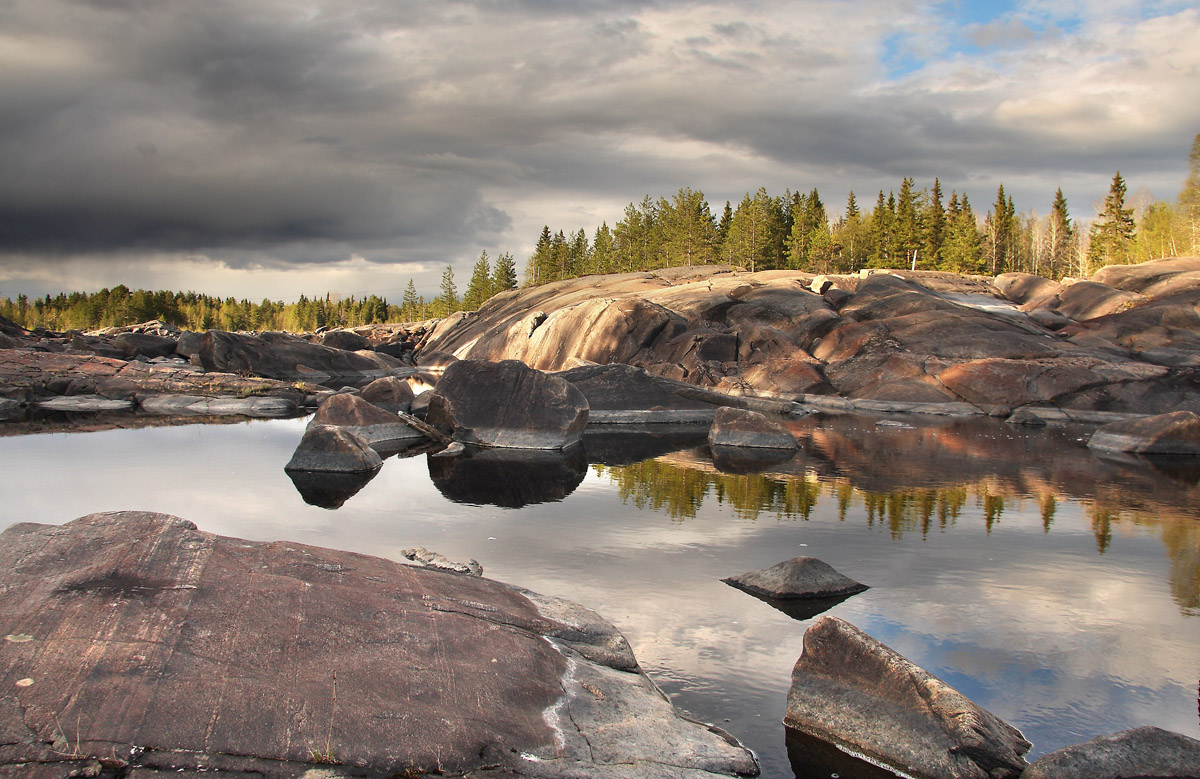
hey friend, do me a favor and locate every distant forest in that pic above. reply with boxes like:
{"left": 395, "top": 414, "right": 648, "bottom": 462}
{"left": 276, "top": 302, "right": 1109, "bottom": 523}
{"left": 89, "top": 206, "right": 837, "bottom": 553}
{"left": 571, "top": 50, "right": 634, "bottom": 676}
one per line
{"left": 4, "top": 134, "right": 1197, "bottom": 334}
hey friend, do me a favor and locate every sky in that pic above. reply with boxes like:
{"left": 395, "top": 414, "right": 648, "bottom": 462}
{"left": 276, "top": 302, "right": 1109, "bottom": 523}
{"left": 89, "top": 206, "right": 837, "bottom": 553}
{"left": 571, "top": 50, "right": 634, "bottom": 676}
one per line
{"left": 1, "top": 0, "right": 1198, "bottom": 304}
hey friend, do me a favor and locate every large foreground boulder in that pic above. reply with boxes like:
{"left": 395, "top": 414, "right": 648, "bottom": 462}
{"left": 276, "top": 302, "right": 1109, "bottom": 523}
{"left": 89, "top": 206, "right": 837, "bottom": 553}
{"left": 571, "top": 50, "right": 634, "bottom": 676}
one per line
{"left": 1087, "top": 410, "right": 1200, "bottom": 455}
{"left": 0, "top": 512, "right": 758, "bottom": 778}
{"left": 427, "top": 359, "right": 589, "bottom": 449}
{"left": 1021, "top": 726, "right": 1200, "bottom": 779}
{"left": 785, "top": 616, "right": 1030, "bottom": 779}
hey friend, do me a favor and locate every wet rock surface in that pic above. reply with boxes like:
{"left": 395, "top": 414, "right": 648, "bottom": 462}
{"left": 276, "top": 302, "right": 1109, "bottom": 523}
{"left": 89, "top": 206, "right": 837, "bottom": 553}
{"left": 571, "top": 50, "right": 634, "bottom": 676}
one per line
{"left": 0, "top": 512, "right": 759, "bottom": 778}
{"left": 784, "top": 616, "right": 1031, "bottom": 779}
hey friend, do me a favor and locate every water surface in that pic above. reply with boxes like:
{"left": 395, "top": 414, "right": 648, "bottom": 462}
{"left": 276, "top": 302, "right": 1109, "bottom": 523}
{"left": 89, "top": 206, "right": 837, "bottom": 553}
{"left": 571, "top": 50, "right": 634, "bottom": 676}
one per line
{"left": 2, "top": 414, "right": 1197, "bottom": 777}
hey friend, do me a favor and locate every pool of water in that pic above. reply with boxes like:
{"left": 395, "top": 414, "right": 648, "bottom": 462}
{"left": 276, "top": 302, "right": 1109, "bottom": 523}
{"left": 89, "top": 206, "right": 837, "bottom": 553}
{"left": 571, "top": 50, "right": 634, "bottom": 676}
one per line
{"left": 2, "top": 413, "right": 1198, "bottom": 777}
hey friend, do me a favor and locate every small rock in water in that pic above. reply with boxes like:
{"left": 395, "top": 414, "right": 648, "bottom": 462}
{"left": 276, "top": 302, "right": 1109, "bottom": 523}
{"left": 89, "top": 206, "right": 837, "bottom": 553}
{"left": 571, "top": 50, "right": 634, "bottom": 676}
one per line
{"left": 401, "top": 547, "right": 483, "bottom": 576}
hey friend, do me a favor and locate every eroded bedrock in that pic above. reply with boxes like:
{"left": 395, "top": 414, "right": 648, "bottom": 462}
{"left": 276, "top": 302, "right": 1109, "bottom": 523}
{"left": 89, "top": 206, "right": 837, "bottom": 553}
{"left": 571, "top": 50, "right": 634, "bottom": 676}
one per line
{"left": 0, "top": 512, "right": 758, "bottom": 778}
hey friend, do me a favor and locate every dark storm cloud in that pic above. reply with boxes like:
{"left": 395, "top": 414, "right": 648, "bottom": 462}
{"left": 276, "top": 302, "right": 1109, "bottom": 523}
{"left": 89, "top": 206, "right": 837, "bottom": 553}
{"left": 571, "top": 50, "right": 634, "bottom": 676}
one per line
{"left": 0, "top": 0, "right": 1196, "bottom": 292}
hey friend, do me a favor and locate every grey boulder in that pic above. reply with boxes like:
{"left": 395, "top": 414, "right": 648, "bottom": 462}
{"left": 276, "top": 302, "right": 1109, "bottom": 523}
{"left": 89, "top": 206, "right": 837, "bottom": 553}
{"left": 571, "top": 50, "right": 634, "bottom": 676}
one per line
{"left": 1088, "top": 410, "right": 1200, "bottom": 455}
{"left": 1022, "top": 726, "right": 1200, "bottom": 779}
{"left": 358, "top": 375, "right": 415, "bottom": 413}
{"left": 723, "top": 557, "right": 867, "bottom": 600}
{"left": 427, "top": 359, "right": 589, "bottom": 449}
{"left": 285, "top": 424, "right": 383, "bottom": 473}
{"left": 784, "top": 616, "right": 1030, "bottom": 779}
{"left": 307, "top": 393, "right": 424, "bottom": 449}
{"left": 708, "top": 406, "right": 797, "bottom": 449}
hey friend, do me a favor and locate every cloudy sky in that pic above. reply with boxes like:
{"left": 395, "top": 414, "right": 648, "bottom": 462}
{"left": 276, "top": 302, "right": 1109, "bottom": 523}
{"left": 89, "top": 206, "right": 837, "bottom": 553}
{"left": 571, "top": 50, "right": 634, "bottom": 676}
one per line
{"left": 1, "top": 0, "right": 1198, "bottom": 303}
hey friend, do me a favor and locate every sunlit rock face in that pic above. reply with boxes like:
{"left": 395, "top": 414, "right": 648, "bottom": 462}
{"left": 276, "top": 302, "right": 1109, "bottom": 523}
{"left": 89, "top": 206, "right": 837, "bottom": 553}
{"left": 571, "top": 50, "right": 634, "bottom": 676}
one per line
{"left": 1088, "top": 410, "right": 1200, "bottom": 454}
{"left": 417, "top": 259, "right": 1200, "bottom": 415}
{"left": 426, "top": 359, "right": 589, "bottom": 450}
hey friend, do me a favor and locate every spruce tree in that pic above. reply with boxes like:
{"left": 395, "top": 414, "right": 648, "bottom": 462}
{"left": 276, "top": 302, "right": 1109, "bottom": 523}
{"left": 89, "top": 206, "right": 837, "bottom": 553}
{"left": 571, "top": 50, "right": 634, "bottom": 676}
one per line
{"left": 437, "top": 265, "right": 459, "bottom": 317}
{"left": 463, "top": 251, "right": 493, "bottom": 311}
{"left": 1179, "top": 132, "right": 1200, "bottom": 254}
{"left": 921, "top": 179, "right": 946, "bottom": 268}
{"left": 526, "top": 226, "right": 553, "bottom": 286}
{"left": 1048, "top": 188, "right": 1074, "bottom": 278}
{"left": 1088, "top": 171, "right": 1135, "bottom": 268}
{"left": 492, "top": 252, "right": 518, "bottom": 293}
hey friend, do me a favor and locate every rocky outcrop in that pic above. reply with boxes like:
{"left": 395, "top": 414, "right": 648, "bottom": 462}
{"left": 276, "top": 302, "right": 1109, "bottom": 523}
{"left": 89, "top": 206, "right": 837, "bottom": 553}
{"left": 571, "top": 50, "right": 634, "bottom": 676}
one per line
{"left": 284, "top": 425, "right": 384, "bottom": 473}
{"left": 0, "top": 512, "right": 758, "bottom": 778}
{"left": 417, "top": 259, "right": 1200, "bottom": 416}
{"left": 427, "top": 359, "right": 589, "bottom": 449}
{"left": 708, "top": 407, "right": 797, "bottom": 449}
{"left": 1088, "top": 410, "right": 1200, "bottom": 454}
{"left": 358, "top": 375, "right": 415, "bottom": 413}
{"left": 722, "top": 557, "right": 867, "bottom": 599}
{"left": 785, "top": 616, "right": 1030, "bottom": 779}
{"left": 1021, "top": 726, "right": 1200, "bottom": 779}
{"left": 197, "top": 330, "right": 398, "bottom": 380}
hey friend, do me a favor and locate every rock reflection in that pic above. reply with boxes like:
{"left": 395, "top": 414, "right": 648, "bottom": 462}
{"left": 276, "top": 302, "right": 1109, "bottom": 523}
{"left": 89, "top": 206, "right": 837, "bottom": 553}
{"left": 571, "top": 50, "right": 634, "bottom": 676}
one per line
{"left": 597, "top": 415, "right": 1200, "bottom": 615}
{"left": 428, "top": 445, "right": 587, "bottom": 508}
{"left": 286, "top": 468, "right": 378, "bottom": 509}
{"left": 786, "top": 728, "right": 898, "bottom": 779}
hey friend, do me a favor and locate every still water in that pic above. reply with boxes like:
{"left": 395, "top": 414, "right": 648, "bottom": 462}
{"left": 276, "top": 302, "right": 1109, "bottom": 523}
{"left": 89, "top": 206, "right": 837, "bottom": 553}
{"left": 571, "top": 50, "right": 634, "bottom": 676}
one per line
{"left": 1, "top": 413, "right": 1198, "bottom": 777}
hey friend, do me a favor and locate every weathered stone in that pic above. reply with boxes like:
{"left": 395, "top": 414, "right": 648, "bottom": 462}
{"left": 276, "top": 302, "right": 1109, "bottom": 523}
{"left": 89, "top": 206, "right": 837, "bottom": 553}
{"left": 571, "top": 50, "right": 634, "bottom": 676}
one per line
{"left": 0, "top": 512, "right": 757, "bottom": 778}
{"left": 557, "top": 363, "right": 725, "bottom": 411}
{"left": 994, "top": 272, "right": 1062, "bottom": 305}
{"left": 319, "top": 330, "right": 370, "bottom": 352}
{"left": 114, "top": 332, "right": 179, "bottom": 360}
{"left": 1088, "top": 410, "right": 1200, "bottom": 455}
{"left": 708, "top": 406, "right": 796, "bottom": 449}
{"left": 1005, "top": 407, "right": 1049, "bottom": 426}
{"left": 140, "top": 394, "right": 297, "bottom": 418}
{"left": 36, "top": 394, "right": 135, "bottom": 412}
{"left": 307, "top": 393, "right": 423, "bottom": 448}
{"left": 358, "top": 375, "right": 415, "bottom": 413}
{"left": 1021, "top": 726, "right": 1200, "bottom": 779}
{"left": 427, "top": 359, "right": 589, "bottom": 449}
{"left": 722, "top": 557, "right": 868, "bottom": 600}
{"left": 785, "top": 616, "right": 1030, "bottom": 779}
{"left": 284, "top": 425, "right": 383, "bottom": 473}
{"left": 198, "top": 330, "right": 394, "bottom": 380}
{"left": 401, "top": 546, "right": 483, "bottom": 576}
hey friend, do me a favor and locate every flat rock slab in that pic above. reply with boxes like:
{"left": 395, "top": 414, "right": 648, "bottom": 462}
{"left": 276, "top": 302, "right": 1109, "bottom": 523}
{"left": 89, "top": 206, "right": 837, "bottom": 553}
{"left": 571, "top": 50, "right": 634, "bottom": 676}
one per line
{"left": 1088, "top": 410, "right": 1200, "bottom": 455}
{"left": 140, "top": 394, "right": 297, "bottom": 417}
{"left": 708, "top": 407, "right": 797, "bottom": 450}
{"left": 722, "top": 556, "right": 867, "bottom": 600}
{"left": 0, "top": 512, "right": 757, "bottom": 778}
{"left": 1021, "top": 726, "right": 1200, "bottom": 779}
{"left": 785, "top": 616, "right": 1030, "bottom": 779}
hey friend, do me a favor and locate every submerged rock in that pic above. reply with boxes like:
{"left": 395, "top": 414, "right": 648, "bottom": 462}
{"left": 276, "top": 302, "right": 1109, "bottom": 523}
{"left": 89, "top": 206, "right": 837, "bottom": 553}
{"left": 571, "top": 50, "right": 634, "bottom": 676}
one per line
{"left": 0, "top": 512, "right": 758, "bottom": 778}
{"left": 708, "top": 406, "right": 797, "bottom": 450}
{"left": 427, "top": 359, "right": 589, "bottom": 449}
{"left": 1021, "top": 726, "right": 1200, "bottom": 779}
{"left": 1088, "top": 410, "right": 1200, "bottom": 455}
{"left": 284, "top": 424, "right": 383, "bottom": 473}
{"left": 784, "top": 616, "right": 1030, "bottom": 779}
{"left": 723, "top": 557, "right": 867, "bottom": 600}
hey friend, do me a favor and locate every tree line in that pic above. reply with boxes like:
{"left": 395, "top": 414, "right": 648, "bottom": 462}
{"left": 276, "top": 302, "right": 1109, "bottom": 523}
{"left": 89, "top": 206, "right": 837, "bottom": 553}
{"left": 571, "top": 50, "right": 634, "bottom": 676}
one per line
{"left": 525, "top": 133, "right": 1200, "bottom": 285}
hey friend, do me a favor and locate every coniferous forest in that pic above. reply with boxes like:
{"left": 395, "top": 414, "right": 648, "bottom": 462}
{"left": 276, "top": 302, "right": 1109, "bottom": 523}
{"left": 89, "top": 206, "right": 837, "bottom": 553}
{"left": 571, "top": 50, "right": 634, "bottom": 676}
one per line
{"left": 4, "top": 134, "right": 1198, "bottom": 334}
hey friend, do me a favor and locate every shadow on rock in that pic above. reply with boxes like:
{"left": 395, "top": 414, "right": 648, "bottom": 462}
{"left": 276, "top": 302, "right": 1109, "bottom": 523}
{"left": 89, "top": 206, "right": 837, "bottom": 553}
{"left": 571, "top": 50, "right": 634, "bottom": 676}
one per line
{"left": 710, "top": 443, "right": 799, "bottom": 474}
{"left": 286, "top": 468, "right": 379, "bottom": 509}
{"left": 786, "top": 728, "right": 899, "bottom": 779}
{"left": 428, "top": 445, "right": 587, "bottom": 508}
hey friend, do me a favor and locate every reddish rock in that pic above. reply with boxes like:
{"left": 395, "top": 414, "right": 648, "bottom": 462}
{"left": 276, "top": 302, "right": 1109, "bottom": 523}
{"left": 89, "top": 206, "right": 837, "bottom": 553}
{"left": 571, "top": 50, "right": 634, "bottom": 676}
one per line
{"left": 0, "top": 512, "right": 757, "bottom": 778}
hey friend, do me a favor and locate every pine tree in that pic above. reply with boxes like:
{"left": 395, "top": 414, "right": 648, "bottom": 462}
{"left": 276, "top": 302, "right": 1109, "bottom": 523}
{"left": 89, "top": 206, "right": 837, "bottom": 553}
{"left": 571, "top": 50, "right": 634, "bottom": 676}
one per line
{"left": 526, "top": 226, "right": 553, "bottom": 286}
{"left": 591, "top": 223, "right": 616, "bottom": 274}
{"left": 463, "top": 251, "right": 493, "bottom": 311}
{"left": 1088, "top": 171, "right": 1135, "bottom": 268}
{"left": 986, "top": 184, "right": 1015, "bottom": 274}
{"left": 437, "top": 265, "right": 459, "bottom": 317}
{"left": 401, "top": 279, "right": 420, "bottom": 320}
{"left": 894, "top": 177, "right": 922, "bottom": 269}
{"left": 492, "top": 251, "right": 518, "bottom": 293}
{"left": 921, "top": 178, "right": 946, "bottom": 269}
{"left": 1047, "top": 188, "right": 1074, "bottom": 278}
